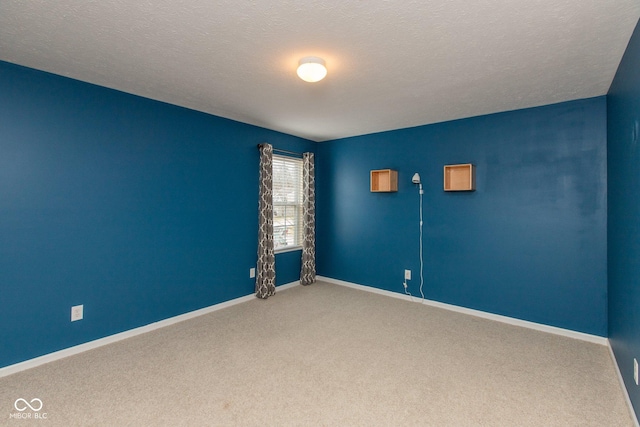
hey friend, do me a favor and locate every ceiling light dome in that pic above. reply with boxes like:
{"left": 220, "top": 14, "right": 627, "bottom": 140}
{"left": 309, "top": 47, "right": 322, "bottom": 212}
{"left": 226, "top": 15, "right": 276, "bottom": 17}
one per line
{"left": 297, "top": 57, "right": 327, "bottom": 83}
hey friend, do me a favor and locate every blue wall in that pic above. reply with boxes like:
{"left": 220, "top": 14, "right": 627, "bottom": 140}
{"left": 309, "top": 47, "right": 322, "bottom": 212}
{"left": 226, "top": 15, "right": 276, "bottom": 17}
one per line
{"left": 0, "top": 61, "right": 314, "bottom": 368}
{"left": 608, "top": 18, "right": 640, "bottom": 420}
{"left": 316, "top": 97, "right": 608, "bottom": 336}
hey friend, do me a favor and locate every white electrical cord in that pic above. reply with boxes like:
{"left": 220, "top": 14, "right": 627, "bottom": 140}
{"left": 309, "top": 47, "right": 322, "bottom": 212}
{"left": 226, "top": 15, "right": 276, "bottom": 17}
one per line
{"left": 403, "top": 280, "right": 412, "bottom": 296}
{"left": 403, "top": 176, "right": 425, "bottom": 303}
{"left": 403, "top": 278, "right": 420, "bottom": 303}
{"left": 418, "top": 183, "right": 425, "bottom": 301}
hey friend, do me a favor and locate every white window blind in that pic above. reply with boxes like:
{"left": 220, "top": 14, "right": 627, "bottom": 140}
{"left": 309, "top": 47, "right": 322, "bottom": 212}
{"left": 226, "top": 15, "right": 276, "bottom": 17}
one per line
{"left": 272, "top": 154, "right": 303, "bottom": 251}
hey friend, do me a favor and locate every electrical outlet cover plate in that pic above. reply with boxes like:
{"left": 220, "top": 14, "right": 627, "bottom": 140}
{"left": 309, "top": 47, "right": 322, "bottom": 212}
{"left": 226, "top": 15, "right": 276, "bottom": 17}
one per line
{"left": 404, "top": 270, "right": 411, "bottom": 280}
{"left": 71, "top": 305, "right": 83, "bottom": 322}
{"left": 634, "top": 358, "right": 638, "bottom": 385}
{"left": 250, "top": 268, "right": 256, "bottom": 278}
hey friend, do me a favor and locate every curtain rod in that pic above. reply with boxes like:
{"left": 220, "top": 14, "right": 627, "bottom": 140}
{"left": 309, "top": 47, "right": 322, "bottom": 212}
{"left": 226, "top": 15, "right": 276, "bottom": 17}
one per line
{"left": 256, "top": 144, "right": 303, "bottom": 157}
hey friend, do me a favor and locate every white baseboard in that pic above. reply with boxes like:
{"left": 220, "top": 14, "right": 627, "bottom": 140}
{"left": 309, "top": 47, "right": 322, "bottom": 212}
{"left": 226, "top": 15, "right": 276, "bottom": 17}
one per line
{"left": 316, "top": 276, "right": 608, "bottom": 346}
{"left": 274, "top": 280, "right": 300, "bottom": 292}
{"left": 0, "top": 280, "right": 300, "bottom": 378}
{"left": 608, "top": 342, "right": 640, "bottom": 427}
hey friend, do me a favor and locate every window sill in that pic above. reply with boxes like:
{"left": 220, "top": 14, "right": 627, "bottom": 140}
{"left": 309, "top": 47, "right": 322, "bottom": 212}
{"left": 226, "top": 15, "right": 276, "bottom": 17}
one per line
{"left": 275, "top": 246, "right": 302, "bottom": 254}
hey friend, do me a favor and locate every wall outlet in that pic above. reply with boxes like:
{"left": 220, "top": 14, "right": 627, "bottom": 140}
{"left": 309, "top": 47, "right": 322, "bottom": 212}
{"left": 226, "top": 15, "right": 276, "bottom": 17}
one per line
{"left": 404, "top": 269, "right": 411, "bottom": 280}
{"left": 634, "top": 358, "right": 638, "bottom": 385}
{"left": 71, "top": 305, "right": 83, "bottom": 322}
{"left": 250, "top": 268, "right": 256, "bottom": 278}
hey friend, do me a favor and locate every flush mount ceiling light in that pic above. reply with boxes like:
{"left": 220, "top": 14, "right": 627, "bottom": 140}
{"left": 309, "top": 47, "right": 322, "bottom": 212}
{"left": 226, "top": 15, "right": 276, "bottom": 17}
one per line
{"left": 296, "top": 56, "right": 327, "bottom": 83}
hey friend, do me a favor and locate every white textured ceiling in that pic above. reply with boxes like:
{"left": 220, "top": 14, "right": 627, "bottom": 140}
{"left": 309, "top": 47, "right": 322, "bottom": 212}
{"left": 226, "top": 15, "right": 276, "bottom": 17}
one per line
{"left": 1, "top": 1, "right": 639, "bottom": 142}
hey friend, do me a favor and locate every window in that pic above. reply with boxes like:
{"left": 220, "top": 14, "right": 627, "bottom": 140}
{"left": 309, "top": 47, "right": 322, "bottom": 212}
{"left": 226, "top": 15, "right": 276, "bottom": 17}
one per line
{"left": 272, "top": 154, "right": 303, "bottom": 252}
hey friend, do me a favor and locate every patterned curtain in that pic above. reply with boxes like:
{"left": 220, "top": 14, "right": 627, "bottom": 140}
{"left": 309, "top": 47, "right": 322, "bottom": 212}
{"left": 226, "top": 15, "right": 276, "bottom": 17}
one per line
{"left": 300, "top": 152, "right": 316, "bottom": 286}
{"left": 256, "top": 144, "right": 276, "bottom": 299}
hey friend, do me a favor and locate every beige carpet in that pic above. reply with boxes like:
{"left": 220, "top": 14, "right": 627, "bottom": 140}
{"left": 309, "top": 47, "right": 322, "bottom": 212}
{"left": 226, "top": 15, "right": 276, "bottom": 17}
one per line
{"left": 0, "top": 282, "right": 634, "bottom": 426}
